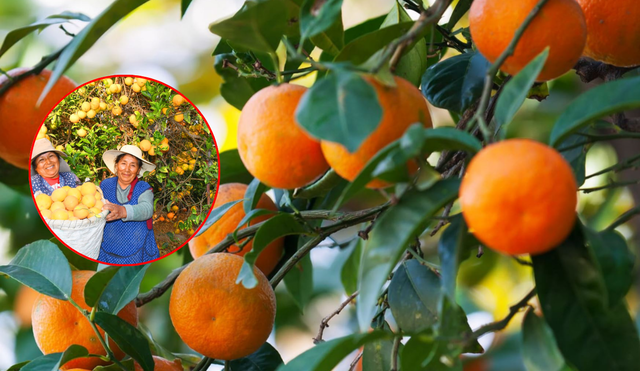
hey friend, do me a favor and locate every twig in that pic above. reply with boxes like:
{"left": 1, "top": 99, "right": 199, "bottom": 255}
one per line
{"left": 585, "top": 152, "right": 640, "bottom": 180}
{"left": 467, "top": 288, "right": 536, "bottom": 344}
{"left": 0, "top": 46, "right": 66, "bottom": 97}
{"left": 573, "top": 57, "right": 633, "bottom": 83}
{"left": 349, "top": 351, "right": 363, "bottom": 371}
{"left": 579, "top": 180, "right": 639, "bottom": 194}
{"left": 430, "top": 202, "right": 454, "bottom": 236}
{"left": 471, "top": 0, "right": 550, "bottom": 142}
{"left": 372, "top": 0, "right": 451, "bottom": 73}
{"left": 513, "top": 256, "right": 533, "bottom": 266}
{"left": 313, "top": 291, "right": 359, "bottom": 344}
{"left": 390, "top": 336, "right": 402, "bottom": 371}
{"left": 605, "top": 205, "right": 640, "bottom": 232}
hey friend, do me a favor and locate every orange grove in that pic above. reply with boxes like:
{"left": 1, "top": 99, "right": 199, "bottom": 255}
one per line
{"left": 320, "top": 75, "right": 432, "bottom": 189}
{"left": 32, "top": 270, "right": 138, "bottom": 370}
{"left": 134, "top": 356, "right": 183, "bottom": 371}
{"left": 189, "top": 182, "right": 284, "bottom": 276}
{"left": 169, "top": 253, "right": 277, "bottom": 361}
{"left": 0, "top": 68, "right": 77, "bottom": 169}
{"left": 237, "top": 83, "right": 329, "bottom": 189}
{"left": 576, "top": 0, "right": 640, "bottom": 67}
{"left": 469, "top": 0, "right": 587, "bottom": 81}
{"left": 459, "top": 139, "right": 577, "bottom": 256}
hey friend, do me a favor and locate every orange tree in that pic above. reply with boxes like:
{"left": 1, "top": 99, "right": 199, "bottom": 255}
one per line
{"left": 1, "top": 0, "right": 640, "bottom": 370}
{"left": 44, "top": 76, "right": 218, "bottom": 247}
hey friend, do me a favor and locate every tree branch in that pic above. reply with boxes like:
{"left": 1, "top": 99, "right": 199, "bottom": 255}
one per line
{"left": 313, "top": 291, "right": 359, "bottom": 344}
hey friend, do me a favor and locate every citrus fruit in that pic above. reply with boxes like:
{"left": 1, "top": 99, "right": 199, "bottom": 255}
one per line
{"left": 0, "top": 68, "right": 76, "bottom": 169}
{"left": 132, "top": 84, "right": 141, "bottom": 93}
{"left": 459, "top": 139, "right": 577, "bottom": 255}
{"left": 63, "top": 195, "right": 79, "bottom": 211}
{"left": 188, "top": 183, "right": 284, "bottom": 275}
{"left": 174, "top": 113, "right": 183, "bottom": 122}
{"left": 134, "top": 356, "right": 183, "bottom": 371}
{"left": 320, "top": 75, "right": 431, "bottom": 189}
{"left": 87, "top": 110, "right": 96, "bottom": 119}
{"left": 81, "top": 102, "right": 91, "bottom": 112}
{"left": 81, "top": 194, "right": 96, "bottom": 208}
{"left": 41, "top": 209, "right": 52, "bottom": 219}
{"left": 172, "top": 94, "right": 185, "bottom": 106}
{"left": 576, "top": 0, "right": 640, "bottom": 67}
{"left": 77, "top": 110, "right": 87, "bottom": 119}
{"left": 14, "top": 286, "right": 40, "bottom": 328}
{"left": 169, "top": 254, "right": 276, "bottom": 361}
{"left": 50, "top": 201, "right": 66, "bottom": 212}
{"left": 119, "top": 95, "right": 129, "bottom": 105}
{"left": 238, "top": 84, "right": 329, "bottom": 189}
{"left": 32, "top": 270, "right": 138, "bottom": 370}
{"left": 81, "top": 182, "right": 97, "bottom": 196}
{"left": 125, "top": 77, "right": 133, "bottom": 86}
{"left": 35, "top": 193, "right": 52, "bottom": 210}
{"left": 140, "top": 140, "right": 152, "bottom": 152}
{"left": 69, "top": 114, "right": 80, "bottom": 123}
{"left": 469, "top": 0, "right": 587, "bottom": 81}
{"left": 51, "top": 188, "right": 68, "bottom": 202}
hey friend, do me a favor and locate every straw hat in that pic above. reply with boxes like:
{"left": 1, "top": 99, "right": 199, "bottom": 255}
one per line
{"left": 102, "top": 144, "right": 156, "bottom": 177}
{"left": 30, "top": 138, "right": 72, "bottom": 174}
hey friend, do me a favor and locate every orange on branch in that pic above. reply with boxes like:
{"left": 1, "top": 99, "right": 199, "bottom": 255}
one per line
{"left": 469, "top": 0, "right": 587, "bottom": 81}
{"left": 32, "top": 270, "right": 138, "bottom": 370}
{"left": 459, "top": 139, "right": 577, "bottom": 255}
{"left": 188, "top": 182, "right": 284, "bottom": 275}
{"left": 0, "top": 68, "right": 76, "bottom": 168}
{"left": 238, "top": 84, "right": 329, "bottom": 189}
{"left": 320, "top": 76, "right": 432, "bottom": 189}
{"left": 169, "top": 254, "right": 276, "bottom": 361}
{"left": 134, "top": 356, "right": 183, "bottom": 371}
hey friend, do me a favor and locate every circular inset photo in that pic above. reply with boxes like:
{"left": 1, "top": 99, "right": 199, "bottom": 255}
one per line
{"left": 29, "top": 75, "right": 220, "bottom": 265}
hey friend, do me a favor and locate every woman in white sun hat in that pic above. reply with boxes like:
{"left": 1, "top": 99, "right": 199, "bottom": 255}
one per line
{"left": 30, "top": 138, "right": 80, "bottom": 195}
{"left": 99, "top": 144, "right": 159, "bottom": 265}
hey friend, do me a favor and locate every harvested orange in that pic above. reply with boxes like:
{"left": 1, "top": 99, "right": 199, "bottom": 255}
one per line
{"left": 469, "top": 0, "right": 587, "bottom": 81}
{"left": 32, "top": 270, "right": 138, "bottom": 370}
{"left": 238, "top": 84, "right": 329, "bottom": 189}
{"left": 321, "top": 76, "right": 431, "bottom": 189}
{"left": 134, "top": 356, "right": 182, "bottom": 371}
{"left": 188, "top": 183, "right": 284, "bottom": 275}
{"left": 169, "top": 254, "right": 276, "bottom": 361}
{"left": 459, "top": 139, "right": 577, "bottom": 255}
{"left": 0, "top": 68, "right": 76, "bottom": 168}
{"left": 576, "top": 0, "right": 640, "bottom": 67}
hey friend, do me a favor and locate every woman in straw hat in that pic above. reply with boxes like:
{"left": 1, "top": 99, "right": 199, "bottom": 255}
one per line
{"left": 99, "top": 144, "right": 159, "bottom": 265}
{"left": 30, "top": 138, "right": 80, "bottom": 195}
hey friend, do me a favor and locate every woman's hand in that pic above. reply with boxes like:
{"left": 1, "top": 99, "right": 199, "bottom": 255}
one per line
{"left": 103, "top": 199, "right": 127, "bottom": 221}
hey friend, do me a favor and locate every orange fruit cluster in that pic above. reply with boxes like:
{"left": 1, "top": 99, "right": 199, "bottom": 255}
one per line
{"left": 36, "top": 182, "right": 104, "bottom": 221}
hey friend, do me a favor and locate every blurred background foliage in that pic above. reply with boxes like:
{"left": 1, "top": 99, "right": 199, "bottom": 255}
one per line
{"left": 0, "top": 0, "right": 638, "bottom": 370}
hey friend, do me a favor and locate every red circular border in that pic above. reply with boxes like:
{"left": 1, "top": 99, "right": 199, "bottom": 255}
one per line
{"left": 28, "top": 74, "right": 221, "bottom": 266}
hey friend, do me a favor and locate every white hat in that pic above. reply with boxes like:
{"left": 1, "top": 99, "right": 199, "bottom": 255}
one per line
{"left": 102, "top": 144, "right": 156, "bottom": 177}
{"left": 31, "top": 138, "right": 72, "bottom": 174}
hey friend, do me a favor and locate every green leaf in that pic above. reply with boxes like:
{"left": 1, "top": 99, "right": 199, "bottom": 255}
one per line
{"left": 300, "top": 0, "right": 343, "bottom": 40}
{"left": 180, "top": 0, "right": 193, "bottom": 18}
{"left": 17, "top": 345, "right": 88, "bottom": 371}
{"left": 494, "top": 49, "right": 548, "bottom": 139}
{"left": 438, "top": 296, "right": 483, "bottom": 354}
{"left": 340, "top": 239, "right": 362, "bottom": 295}
{"left": 93, "top": 312, "right": 154, "bottom": 371}
{"left": 230, "top": 342, "right": 284, "bottom": 371}
{"left": 357, "top": 178, "right": 461, "bottom": 331}
{"left": 283, "top": 252, "right": 313, "bottom": 313}
{"left": 0, "top": 12, "right": 90, "bottom": 58}
{"left": 237, "top": 213, "right": 307, "bottom": 288}
{"left": 445, "top": 0, "right": 472, "bottom": 30}
{"left": 214, "top": 54, "right": 270, "bottom": 110}
{"left": 344, "top": 15, "right": 385, "bottom": 44}
{"left": 84, "top": 266, "right": 120, "bottom": 308}
{"left": 276, "top": 331, "right": 392, "bottom": 371}
{"left": 197, "top": 200, "right": 244, "bottom": 237}
{"left": 438, "top": 214, "right": 479, "bottom": 302}
{"left": 532, "top": 225, "right": 640, "bottom": 371}
{"left": 584, "top": 228, "right": 635, "bottom": 307}
{"left": 362, "top": 333, "right": 394, "bottom": 371}
{"left": 219, "top": 149, "right": 254, "bottom": 184}
{"left": 208, "top": 0, "right": 287, "bottom": 54}
{"left": 400, "top": 333, "right": 438, "bottom": 371}
{"left": 388, "top": 260, "right": 440, "bottom": 332}
{"left": 557, "top": 131, "right": 589, "bottom": 187}
{"left": 51, "top": 238, "right": 98, "bottom": 271}
{"left": 309, "top": 14, "right": 344, "bottom": 56}
{"left": 421, "top": 51, "right": 490, "bottom": 113}
{"left": 0, "top": 240, "right": 72, "bottom": 300}
{"left": 97, "top": 265, "right": 148, "bottom": 314}
{"left": 296, "top": 70, "right": 383, "bottom": 153}
{"left": 334, "top": 22, "right": 413, "bottom": 64}
{"left": 549, "top": 75, "right": 640, "bottom": 146}
{"left": 244, "top": 178, "right": 269, "bottom": 213}
{"left": 40, "top": 0, "right": 149, "bottom": 104}
{"left": 422, "top": 126, "right": 483, "bottom": 153}
{"left": 522, "top": 310, "right": 571, "bottom": 371}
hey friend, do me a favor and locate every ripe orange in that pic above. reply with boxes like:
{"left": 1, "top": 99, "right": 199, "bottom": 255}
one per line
{"left": 14, "top": 286, "right": 40, "bottom": 328}
{"left": 320, "top": 76, "right": 431, "bottom": 189}
{"left": 32, "top": 270, "right": 138, "bottom": 370}
{"left": 134, "top": 356, "right": 182, "bottom": 371}
{"left": 576, "top": 0, "right": 640, "bottom": 67}
{"left": 469, "top": 0, "right": 587, "bottom": 81}
{"left": 459, "top": 139, "right": 577, "bottom": 255}
{"left": 188, "top": 183, "right": 283, "bottom": 275}
{"left": 0, "top": 68, "right": 76, "bottom": 168}
{"left": 169, "top": 253, "right": 276, "bottom": 361}
{"left": 238, "top": 84, "right": 329, "bottom": 189}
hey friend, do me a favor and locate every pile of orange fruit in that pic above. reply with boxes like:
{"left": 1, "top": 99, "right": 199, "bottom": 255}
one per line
{"left": 35, "top": 182, "right": 104, "bottom": 221}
